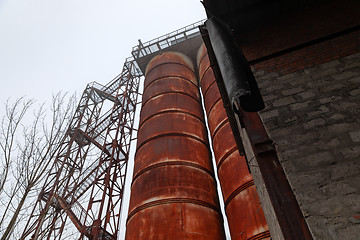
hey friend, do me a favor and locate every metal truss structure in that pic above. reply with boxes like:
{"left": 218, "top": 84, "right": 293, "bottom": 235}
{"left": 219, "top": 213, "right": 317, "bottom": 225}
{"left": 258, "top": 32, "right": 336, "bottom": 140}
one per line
{"left": 21, "top": 19, "right": 206, "bottom": 240}
{"left": 21, "top": 58, "right": 142, "bottom": 240}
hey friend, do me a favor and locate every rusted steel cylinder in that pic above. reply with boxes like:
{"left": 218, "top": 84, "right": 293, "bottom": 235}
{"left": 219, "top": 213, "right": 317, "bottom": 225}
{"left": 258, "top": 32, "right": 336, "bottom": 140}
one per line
{"left": 126, "top": 52, "right": 226, "bottom": 240}
{"left": 197, "top": 44, "right": 270, "bottom": 240}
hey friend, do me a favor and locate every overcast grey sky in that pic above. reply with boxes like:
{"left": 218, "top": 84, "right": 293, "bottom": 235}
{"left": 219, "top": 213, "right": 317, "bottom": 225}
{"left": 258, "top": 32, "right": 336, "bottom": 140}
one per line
{"left": 0, "top": 0, "right": 206, "bottom": 107}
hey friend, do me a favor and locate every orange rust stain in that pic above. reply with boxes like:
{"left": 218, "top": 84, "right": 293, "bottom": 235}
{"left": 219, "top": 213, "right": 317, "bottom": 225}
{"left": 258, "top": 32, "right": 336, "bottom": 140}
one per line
{"left": 126, "top": 52, "right": 226, "bottom": 240}
{"left": 197, "top": 44, "right": 270, "bottom": 240}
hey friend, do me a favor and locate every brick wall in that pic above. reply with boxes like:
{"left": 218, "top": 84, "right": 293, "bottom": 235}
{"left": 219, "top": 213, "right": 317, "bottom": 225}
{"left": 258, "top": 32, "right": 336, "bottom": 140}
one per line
{"left": 252, "top": 29, "right": 360, "bottom": 75}
{"left": 254, "top": 35, "right": 360, "bottom": 239}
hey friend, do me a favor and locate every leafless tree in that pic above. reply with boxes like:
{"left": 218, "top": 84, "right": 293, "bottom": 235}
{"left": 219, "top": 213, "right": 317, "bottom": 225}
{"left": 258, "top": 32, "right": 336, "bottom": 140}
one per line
{"left": 0, "top": 92, "right": 76, "bottom": 239}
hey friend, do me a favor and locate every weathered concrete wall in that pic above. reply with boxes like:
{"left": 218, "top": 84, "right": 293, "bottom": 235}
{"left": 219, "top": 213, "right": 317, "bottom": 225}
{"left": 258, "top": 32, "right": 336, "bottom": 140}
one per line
{"left": 255, "top": 49, "right": 360, "bottom": 239}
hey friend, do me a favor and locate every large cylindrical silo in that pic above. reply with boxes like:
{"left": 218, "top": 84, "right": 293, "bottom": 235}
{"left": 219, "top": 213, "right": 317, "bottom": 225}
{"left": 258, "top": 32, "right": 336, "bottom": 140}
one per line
{"left": 197, "top": 44, "right": 270, "bottom": 240}
{"left": 126, "top": 52, "right": 226, "bottom": 240}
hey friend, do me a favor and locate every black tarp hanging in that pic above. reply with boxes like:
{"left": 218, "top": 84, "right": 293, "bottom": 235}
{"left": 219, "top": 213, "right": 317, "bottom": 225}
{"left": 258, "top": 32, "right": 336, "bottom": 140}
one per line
{"left": 205, "top": 17, "right": 265, "bottom": 112}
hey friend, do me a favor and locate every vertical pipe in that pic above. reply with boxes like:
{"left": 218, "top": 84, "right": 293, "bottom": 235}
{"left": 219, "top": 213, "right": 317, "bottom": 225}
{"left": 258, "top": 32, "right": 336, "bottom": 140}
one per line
{"left": 125, "top": 52, "right": 226, "bottom": 240}
{"left": 197, "top": 44, "right": 270, "bottom": 240}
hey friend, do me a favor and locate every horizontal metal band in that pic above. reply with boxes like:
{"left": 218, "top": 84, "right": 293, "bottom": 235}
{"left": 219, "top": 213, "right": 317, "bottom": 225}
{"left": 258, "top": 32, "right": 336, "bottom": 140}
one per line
{"left": 145, "top": 61, "right": 195, "bottom": 77}
{"left": 144, "top": 75, "right": 198, "bottom": 92}
{"left": 127, "top": 197, "right": 221, "bottom": 223}
{"left": 141, "top": 91, "right": 201, "bottom": 114}
{"left": 205, "top": 96, "right": 222, "bottom": 119}
{"left": 211, "top": 117, "right": 228, "bottom": 140}
{"left": 248, "top": 230, "right": 271, "bottom": 240}
{"left": 138, "top": 108, "right": 204, "bottom": 130}
{"left": 199, "top": 64, "right": 213, "bottom": 86}
{"left": 202, "top": 77, "right": 217, "bottom": 101}
{"left": 131, "top": 160, "right": 215, "bottom": 186}
{"left": 136, "top": 132, "right": 210, "bottom": 155}
{"left": 216, "top": 145, "right": 238, "bottom": 169}
{"left": 224, "top": 180, "right": 255, "bottom": 209}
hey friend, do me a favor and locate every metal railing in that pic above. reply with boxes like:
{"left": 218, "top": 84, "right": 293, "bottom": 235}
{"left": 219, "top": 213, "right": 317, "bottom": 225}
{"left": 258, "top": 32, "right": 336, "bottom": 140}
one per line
{"left": 131, "top": 19, "right": 205, "bottom": 60}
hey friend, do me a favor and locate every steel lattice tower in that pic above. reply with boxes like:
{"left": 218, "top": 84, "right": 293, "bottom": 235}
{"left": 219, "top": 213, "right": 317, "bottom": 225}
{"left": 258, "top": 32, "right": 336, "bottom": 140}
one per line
{"left": 21, "top": 58, "right": 141, "bottom": 240}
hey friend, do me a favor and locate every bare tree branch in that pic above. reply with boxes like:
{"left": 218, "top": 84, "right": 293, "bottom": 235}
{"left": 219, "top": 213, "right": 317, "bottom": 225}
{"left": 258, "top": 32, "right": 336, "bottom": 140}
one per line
{"left": 0, "top": 92, "right": 76, "bottom": 239}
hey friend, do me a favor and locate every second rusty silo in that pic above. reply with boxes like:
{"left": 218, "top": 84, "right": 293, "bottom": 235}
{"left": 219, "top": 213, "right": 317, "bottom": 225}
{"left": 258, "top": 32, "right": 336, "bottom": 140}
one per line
{"left": 197, "top": 44, "right": 270, "bottom": 240}
{"left": 125, "top": 52, "right": 226, "bottom": 240}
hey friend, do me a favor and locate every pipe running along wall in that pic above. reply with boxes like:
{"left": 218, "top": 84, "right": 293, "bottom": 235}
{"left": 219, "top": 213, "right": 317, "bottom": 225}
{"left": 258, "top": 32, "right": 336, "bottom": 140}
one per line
{"left": 125, "top": 52, "right": 226, "bottom": 240}
{"left": 197, "top": 44, "right": 270, "bottom": 240}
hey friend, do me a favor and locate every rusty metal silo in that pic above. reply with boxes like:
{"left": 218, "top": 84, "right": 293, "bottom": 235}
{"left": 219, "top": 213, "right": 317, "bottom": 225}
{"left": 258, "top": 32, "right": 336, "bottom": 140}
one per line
{"left": 125, "top": 52, "right": 226, "bottom": 240}
{"left": 197, "top": 44, "right": 270, "bottom": 240}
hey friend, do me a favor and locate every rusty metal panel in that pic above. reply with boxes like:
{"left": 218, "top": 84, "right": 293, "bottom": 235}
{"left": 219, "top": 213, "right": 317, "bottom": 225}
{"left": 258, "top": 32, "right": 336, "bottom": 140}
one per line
{"left": 198, "top": 44, "right": 270, "bottom": 240}
{"left": 126, "top": 52, "right": 226, "bottom": 240}
{"left": 207, "top": 99, "right": 228, "bottom": 138}
{"left": 142, "top": 77, "right": 200, "bottom": 107}
{"left": 127, "top": 204, "right": 225, "bottom": 240}
{"left": 226, "top": 186, "right": 270, "bottom": 240}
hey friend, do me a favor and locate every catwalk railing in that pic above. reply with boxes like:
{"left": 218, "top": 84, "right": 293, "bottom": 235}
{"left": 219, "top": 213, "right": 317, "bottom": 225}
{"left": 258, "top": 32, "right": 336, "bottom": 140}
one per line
{"left": 131, "top": 19, "right": 205, "bottom": 60}
{"left": 20, "top": 57, "right": 142, "bottom": 240}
